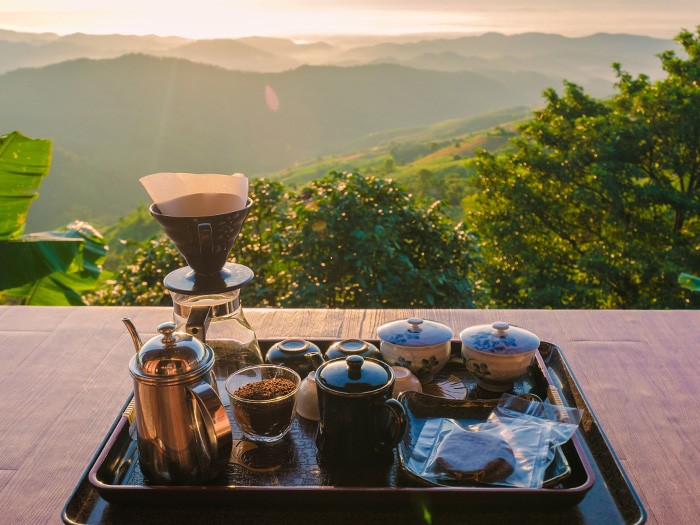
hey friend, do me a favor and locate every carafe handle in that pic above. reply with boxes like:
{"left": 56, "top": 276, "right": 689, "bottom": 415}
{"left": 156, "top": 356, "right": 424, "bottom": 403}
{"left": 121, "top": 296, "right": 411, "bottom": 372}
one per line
{"left": 186, "top": 379, "right": 232, "bottom": 478}
{"left": 185, "top": 305, "right": 213, "bottom": 342}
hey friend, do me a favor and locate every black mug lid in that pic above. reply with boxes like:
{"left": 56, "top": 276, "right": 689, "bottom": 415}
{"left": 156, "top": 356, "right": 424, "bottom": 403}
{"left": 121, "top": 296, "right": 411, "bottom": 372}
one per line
{"left": 316, "top": 356, "right": 392, "bottom": 394}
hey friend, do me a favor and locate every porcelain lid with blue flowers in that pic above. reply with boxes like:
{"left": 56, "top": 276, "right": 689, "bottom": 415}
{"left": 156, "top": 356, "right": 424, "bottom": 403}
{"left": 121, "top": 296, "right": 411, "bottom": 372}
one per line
{"left": 459, "top": 322, "right": 540, "bottom": 354}
{"left": 377, "top": 318, "right": 453, "bottom": 347}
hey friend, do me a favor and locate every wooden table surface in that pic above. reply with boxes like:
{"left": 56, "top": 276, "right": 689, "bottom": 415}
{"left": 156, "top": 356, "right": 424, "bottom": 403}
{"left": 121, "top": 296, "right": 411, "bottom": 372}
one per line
{"left": 0, "top": 306, "right": 698, "bottom": 524}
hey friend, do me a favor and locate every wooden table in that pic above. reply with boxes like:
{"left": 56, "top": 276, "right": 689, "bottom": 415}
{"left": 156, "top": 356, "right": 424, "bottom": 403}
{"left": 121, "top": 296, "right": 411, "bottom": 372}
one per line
{"left": 0, "top": 306, "right": 698, "bottom": 524}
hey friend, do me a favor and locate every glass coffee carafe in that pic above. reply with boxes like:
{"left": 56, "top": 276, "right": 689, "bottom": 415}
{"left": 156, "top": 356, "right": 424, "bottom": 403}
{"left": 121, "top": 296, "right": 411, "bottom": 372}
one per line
{"left": 172, "top": 288, "right": 263, "bottom": 405}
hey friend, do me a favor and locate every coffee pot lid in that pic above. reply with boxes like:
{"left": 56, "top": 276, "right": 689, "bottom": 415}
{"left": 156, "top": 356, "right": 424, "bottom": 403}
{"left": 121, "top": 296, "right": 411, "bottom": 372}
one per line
{"left": 316, "top": 356, "right": 391, "bottom": 394}
{"left": 133, "top": 322, "right": 213, "bottom": 377}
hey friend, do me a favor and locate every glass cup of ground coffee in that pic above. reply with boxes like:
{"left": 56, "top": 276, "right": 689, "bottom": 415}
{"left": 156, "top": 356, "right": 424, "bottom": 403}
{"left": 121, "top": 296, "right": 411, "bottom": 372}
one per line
{"left": 225, "top": 365, "right": 301, "bottom": 442}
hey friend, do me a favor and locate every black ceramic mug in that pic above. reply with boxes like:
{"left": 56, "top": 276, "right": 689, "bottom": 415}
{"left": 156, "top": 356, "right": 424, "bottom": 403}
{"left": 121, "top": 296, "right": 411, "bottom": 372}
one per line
{"left": 315, "top": 356, "right": 407, "bottom": 463}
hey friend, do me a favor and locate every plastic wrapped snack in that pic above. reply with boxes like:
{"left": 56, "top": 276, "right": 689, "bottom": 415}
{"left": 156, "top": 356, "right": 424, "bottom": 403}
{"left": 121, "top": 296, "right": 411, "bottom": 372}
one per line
{"left": 413, "top": 394, "right": 583, "bottom": 488}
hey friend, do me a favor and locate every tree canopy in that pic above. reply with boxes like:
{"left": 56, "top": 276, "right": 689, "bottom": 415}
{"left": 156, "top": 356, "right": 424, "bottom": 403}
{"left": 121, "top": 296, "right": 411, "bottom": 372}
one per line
{"left": 278, "top": 171, "right": 482, "bottom": 308}
{"left": 92, "top": 172, "right": 484, "bottom": 308}
{"left": 466, "top": 28, "right": 700, "bottom": 308}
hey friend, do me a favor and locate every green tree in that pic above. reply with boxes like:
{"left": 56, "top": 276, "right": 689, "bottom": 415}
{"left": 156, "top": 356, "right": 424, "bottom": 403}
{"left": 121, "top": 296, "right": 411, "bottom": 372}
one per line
{"left": 281, "top": 171, "right": 483, "bottom": 308}
{"left": 236, "top": 178, "right": 291, "bottom": 306}
{"left": 91, "top": 172, "right": 483, "bottom": 308}
{"left": 88, "top": 237, "right": 182, "bottom": 306}
{"left": 467, "top": 28, "right": 700, "bottom": 308}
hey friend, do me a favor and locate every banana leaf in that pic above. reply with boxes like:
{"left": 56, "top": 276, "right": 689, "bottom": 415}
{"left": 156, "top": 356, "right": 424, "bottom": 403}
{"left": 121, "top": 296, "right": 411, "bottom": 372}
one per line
{"left": 0, "top": 221, "right": 108, "bottom": 303}
{"left": 0, "top": 131, "right": 52, "bottom": 239}
{"left": 0, "top": 236, "right": 82, "bottom": 289}
{"left": 0, "top": 131, "right": 108, "bottom": 304}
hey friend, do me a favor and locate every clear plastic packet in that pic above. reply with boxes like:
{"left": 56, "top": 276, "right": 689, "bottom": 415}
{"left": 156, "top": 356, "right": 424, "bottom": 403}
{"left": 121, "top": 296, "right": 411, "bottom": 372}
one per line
{"left": 487, "top": 394, "right": 583, "bottom": 467}
{"left": 409, "top": 394, "right": 584, "bottom": 489}
{"left": 416, "top": 417, "right": 550, "bottom": 488}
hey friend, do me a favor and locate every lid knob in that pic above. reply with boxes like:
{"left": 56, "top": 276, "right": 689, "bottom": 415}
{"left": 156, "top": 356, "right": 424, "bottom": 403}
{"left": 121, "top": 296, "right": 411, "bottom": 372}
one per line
{"left": 407, "top": 318, "right": 424, "bottom": 333}
{"left": 347, "top": 355, "right": 364, "bottom": 379}
{"left": 158, "top": 322, "right": 177, "bottom": 345}
{"left": 492, "top": 322, "right": 510, "bottom": 336}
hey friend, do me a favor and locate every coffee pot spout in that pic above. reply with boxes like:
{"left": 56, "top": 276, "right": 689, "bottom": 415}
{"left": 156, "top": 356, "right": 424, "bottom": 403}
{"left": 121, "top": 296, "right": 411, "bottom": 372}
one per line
{"left": 304, "top": 351, "right": 326, "bottom": 371}
{"left": 122, "top": 318, "right": 142, "bottom": 353}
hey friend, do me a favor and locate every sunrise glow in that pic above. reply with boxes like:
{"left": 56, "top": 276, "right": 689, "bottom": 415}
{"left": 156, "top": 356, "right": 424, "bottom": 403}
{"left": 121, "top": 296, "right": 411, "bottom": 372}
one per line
{"left": 0, "top": 0, "right": 695, "bottom": 39}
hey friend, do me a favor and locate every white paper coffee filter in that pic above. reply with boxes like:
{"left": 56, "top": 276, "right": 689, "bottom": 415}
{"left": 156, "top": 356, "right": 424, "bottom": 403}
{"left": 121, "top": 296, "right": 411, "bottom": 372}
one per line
{"left": 140, "top": 172, "right": 248, "bottom": 216}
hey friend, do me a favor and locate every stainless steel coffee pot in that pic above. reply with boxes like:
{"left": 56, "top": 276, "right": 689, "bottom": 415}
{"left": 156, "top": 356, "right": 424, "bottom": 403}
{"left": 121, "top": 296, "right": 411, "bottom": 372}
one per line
{"left": 125, "top": 320, "right": 232, "bottom": 484}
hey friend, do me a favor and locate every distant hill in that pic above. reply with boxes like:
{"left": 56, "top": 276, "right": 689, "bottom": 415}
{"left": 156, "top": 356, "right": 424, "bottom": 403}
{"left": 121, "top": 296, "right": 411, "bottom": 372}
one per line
{"left": 0, "top": 29, "right": 681, "bottom": 231}
{"left": 267, "top": 108, "right": 525, "bottom": 189}
{"left": 103, "top": 110, "right": 522, "bottom": 254}
{"left": 0, "top": 28, "right": 676, "bottom": 86}
{"left": 161, "top": 39, "right": 300, "bottom": 72}
{"left": 0, "top": 29, "right": 188, "bottom": 73}
{"left": 0, "top": 54, "right": 553, "bottom": 231}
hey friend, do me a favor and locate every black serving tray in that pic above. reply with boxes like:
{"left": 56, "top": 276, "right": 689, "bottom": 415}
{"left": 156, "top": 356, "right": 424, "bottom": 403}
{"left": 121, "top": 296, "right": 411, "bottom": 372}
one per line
{"left": 62, "top": 340, "right": 646, "bottom": 525}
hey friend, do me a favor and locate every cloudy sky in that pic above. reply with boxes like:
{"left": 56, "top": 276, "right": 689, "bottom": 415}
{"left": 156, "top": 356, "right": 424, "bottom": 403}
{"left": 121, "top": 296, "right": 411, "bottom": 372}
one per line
{"left": 1, "top": 0, "right": 696, "bottom": 39}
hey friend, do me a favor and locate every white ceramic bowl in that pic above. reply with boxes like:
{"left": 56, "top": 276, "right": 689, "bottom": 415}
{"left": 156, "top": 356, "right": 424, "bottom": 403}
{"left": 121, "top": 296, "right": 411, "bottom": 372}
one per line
{"left": 296, "top": 370, "right": 319, "bottom": 421}
{"left": 459, "top": 322, "right": 540, "bottom": 392}
{"left": 391, "top": 366, "right": 423, "bottom": 397}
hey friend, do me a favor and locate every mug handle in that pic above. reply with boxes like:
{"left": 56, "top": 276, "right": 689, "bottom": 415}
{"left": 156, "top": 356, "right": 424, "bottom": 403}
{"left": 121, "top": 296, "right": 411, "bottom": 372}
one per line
{"left": 187, "top": 380, "right": 233, "bottom": 477}
{"left": 382, "top": 398, "right": 408, "bottom": 449}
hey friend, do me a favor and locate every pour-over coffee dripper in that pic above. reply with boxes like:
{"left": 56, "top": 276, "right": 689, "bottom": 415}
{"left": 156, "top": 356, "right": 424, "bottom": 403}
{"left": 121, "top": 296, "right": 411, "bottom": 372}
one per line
{"left": 149, "top": 196, "right": 263, "bottom": 405}
{"left": 150, "top": 198, "right": 254, "bottom": 293}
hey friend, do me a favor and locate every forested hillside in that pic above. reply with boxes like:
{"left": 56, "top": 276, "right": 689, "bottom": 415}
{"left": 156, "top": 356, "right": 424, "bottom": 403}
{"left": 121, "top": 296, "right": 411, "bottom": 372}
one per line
{"left": 91, "top": 29, "right": 700, "bottom": 310}
{"left": 0, "top": 54, "right": 551, "bottom": 231}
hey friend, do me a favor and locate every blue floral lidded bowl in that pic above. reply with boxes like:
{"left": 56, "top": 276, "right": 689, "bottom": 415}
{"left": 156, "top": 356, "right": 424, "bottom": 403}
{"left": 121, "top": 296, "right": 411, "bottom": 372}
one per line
{"left": 377, "top": 318, "right": 453, "bottom": 384}
{"left": 459, "top": 322, "right": 540, "bottom": 392}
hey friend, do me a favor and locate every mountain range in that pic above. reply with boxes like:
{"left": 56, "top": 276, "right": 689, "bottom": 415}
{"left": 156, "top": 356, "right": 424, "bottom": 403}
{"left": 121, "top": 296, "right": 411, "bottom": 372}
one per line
{"left": 0, "top": 29, "right": 674, "bottom": 85}
{"left": 0, "top": 29, "right": 679, "bottom": 231}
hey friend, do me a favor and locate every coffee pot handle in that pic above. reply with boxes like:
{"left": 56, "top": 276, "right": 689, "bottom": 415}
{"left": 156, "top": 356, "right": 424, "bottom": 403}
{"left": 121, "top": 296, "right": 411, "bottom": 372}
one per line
{"left": 383, "top": 398, "right": 408, "bottom": 449}
{"left": 186, "top": 380, "right": 233, "bottom": 477}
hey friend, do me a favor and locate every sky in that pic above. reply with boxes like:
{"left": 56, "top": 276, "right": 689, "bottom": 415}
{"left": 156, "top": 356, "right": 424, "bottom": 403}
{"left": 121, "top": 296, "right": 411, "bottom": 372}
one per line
{"left": 0, "top": 0, "right": 697, "bottom": 39}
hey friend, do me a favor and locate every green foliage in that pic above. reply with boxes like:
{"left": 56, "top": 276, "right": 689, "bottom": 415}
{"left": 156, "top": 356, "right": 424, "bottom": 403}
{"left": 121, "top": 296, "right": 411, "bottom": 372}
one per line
{"left": 88, "top": 237, "right": 182, "bottom": 306}
{"left": 467, "top": 28, "right": 700, "bottom": 308}
{"left": 92, "top": 172, "right": 483, "bottom": 308}
{"left": 0, "top": 131, "right": 52, "bottom": 238}
{"left": 236, "top": 178, "right": 292, "bottom": 306}
{"left": 0, "top": 131, "right": 108, "bottom": 305}
{"left": 390, "top": 142, "right": 432, "bottom": 165}
{"left": 100, "top": 205, "right": 163, "bottom": 271}
{"left": 280, "top": 171, "right": 482, "bottom": 308}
